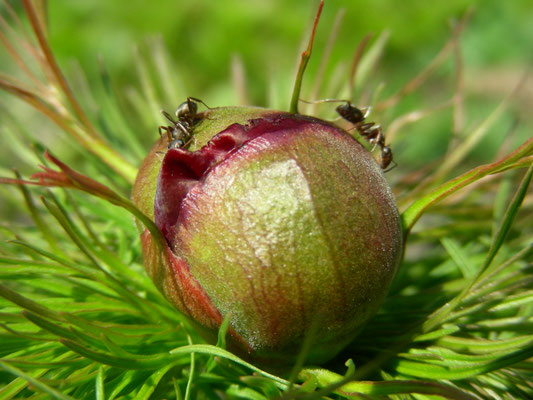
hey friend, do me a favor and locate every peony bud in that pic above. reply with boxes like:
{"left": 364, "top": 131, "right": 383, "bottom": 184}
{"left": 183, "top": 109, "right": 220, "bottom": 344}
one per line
{"left": 132, "top": 106, "right": 403, "bottom": 366}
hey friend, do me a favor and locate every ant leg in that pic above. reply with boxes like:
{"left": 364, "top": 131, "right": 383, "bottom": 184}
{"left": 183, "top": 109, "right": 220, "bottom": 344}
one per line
{"left": 375, "top": 126, "right": 385, "bottom": 144}
{"left": 302, "top": 99, "right": 372, "bottom": 116}
{"left": 188, "top": 97, "right": 211, "bottom": 109}
{"left": 158, "top": 126, "right": 172, "bottom": 142}
{"left": 299, "top": 98, "right": 352, "bottom": 105}
{"left": 360, "top": 106, "right": 372, "bottom": 119}
{"left": 359, "top": 122, "right": 375, "bottom": 133}
{"left": 368, "top": 126, "right": 384, "bottom": 151}
{"left": 182, "top": 136, "right": 195, "bottom": 148}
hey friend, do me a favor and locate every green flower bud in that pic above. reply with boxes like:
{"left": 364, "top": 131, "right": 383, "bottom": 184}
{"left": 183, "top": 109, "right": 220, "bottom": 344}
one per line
{"left": 132, "top": 106, "right": 403, "bottom": 366}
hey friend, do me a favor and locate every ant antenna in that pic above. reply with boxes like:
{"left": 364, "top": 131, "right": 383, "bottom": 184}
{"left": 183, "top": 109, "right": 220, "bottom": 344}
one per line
{"left": 161, "top": 110, "right": 176, "bottom": 124}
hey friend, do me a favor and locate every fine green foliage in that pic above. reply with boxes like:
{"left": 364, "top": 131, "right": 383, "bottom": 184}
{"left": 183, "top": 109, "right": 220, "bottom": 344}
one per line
{"left": 1, "top": 2, "right": 532, "bottom": 399}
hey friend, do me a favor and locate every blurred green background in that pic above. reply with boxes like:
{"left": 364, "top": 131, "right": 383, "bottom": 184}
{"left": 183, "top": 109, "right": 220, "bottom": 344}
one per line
{"left": 1, "top": 0, "right": 532, "bottom": 181}
{"left": 42, "top": 0, "right": 532, "bottom": 92}
{"left": 1, "top": 3, "right": 532, "bottom": 395}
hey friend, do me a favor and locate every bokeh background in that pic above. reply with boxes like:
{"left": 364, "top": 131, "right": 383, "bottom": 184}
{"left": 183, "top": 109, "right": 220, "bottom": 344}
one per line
{"left": 1, "top": 4, "right": 532, "bottom": 397}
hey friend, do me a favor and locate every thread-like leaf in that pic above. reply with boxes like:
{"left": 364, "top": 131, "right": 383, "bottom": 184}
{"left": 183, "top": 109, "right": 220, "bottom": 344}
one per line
{"left": 298, "top": 368, "right": 477, "bottom": 400}
{"left": 169, "top": 344, "right": 289, "bottom": 388}
{"left": 402, "top": 141, "right": 532, "bottom": 235}
{"left": 0, "top": 360, "right": 75, "bottom": 400}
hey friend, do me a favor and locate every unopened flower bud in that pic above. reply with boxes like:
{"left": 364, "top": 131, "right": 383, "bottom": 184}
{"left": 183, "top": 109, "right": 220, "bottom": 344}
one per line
{"left": 132, "top": 106, "right": 403, "bottom": 366}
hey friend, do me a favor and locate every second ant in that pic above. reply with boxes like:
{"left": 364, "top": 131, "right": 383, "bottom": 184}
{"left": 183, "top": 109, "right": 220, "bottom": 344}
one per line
{"left": 158, "top": 97, "right": 209, "bottom": 149}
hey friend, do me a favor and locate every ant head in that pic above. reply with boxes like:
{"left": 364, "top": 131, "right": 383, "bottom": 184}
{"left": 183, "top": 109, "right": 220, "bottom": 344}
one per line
{"left": 336, "top": 102, "right": 364, "bottom": 124}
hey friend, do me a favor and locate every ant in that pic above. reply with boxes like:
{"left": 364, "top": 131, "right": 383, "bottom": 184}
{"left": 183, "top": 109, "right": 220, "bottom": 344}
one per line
{"left": 335, "top": 102, "right": 394, "bottom": 170}
{"left": 300, "top": 99, "right": 395, "bottom": 170}
{"left": 158, "top": 97, "right": 209, "bottom": 149}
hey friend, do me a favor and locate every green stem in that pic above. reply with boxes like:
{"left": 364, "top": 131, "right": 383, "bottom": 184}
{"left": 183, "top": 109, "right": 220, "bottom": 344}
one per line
{"left": 289, "top": 1, "right": 324, "bottom": 114}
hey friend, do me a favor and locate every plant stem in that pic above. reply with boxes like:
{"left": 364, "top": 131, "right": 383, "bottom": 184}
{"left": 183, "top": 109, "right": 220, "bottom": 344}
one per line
{"left": 289, "top": 0, "right": 323, "bottom": 114}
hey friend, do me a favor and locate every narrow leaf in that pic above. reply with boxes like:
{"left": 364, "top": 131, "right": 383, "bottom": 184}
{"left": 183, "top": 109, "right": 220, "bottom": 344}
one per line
{"left": 60, "top": 339, "right": 175, "bottom": 370}
{"left": 96, "top": 366, "right": 105, "bottom": 400}
{"left": 402, "top": 141, "right": 532, "bottom": 235}
{"left": 298, "top": 368, "right": 477, "bottom": 400}
{"left": 132, "top": 364, "right": 174, "bottom": 400}
{"left": 169, "top": 344, "right": 289, "bottom": 388}
{"left": 0, "top": 360, "right": 75, "bottom": 400}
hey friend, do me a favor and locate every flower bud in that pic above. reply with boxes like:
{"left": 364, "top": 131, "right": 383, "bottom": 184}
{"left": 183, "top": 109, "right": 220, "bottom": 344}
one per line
{"left": 132, "top": 106, "right": 403, "bottom": 366}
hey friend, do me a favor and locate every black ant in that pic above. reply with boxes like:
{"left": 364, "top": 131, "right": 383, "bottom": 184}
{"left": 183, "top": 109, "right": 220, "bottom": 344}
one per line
{"left": 158, "top": 97, "right": 209, "bottom": 149}
{"left": 335, "top": 102, "right": 394, "bottom": 170}
{"left": 300, "top": 99, "right": 394, "bottom": 170}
